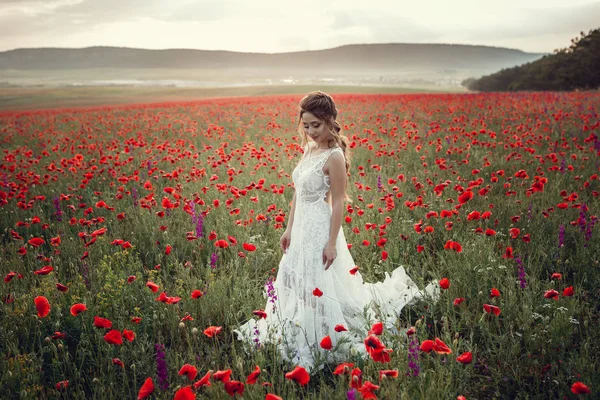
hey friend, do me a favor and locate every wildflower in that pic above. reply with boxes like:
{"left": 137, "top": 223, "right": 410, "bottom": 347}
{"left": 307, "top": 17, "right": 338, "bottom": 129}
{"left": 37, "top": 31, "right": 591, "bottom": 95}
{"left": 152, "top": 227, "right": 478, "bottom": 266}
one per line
{"left": 155, "top": 343, "right": 169, "bottom": 390}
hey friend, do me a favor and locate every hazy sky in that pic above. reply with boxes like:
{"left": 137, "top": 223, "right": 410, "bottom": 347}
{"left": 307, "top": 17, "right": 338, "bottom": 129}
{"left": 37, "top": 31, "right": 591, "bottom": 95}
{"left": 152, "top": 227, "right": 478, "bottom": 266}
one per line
{"left": 0, "top": 0, "right": 598, "bottom": 54}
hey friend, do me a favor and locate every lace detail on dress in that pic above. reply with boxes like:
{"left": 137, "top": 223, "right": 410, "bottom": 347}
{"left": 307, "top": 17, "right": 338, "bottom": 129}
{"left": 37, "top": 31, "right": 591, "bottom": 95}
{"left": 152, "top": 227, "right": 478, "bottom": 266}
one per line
{"left": 292, "top": 144, "right": 343, "bottom": 204}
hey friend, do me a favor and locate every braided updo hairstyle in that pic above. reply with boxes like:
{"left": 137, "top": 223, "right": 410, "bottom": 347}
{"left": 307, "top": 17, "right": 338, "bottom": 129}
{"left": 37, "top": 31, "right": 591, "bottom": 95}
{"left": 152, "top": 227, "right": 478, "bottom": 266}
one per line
{"left": 297, "top": 91, "right": 352, "bottom": 202}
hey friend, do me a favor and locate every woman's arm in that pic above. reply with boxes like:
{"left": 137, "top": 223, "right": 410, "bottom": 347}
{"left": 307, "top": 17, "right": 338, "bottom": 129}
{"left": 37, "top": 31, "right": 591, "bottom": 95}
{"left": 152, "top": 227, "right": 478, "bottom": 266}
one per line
{"left": 323, "top": 151, "right": 346, "bottom": 269}
{"left": 327, "top": 152, "right": 346, "bottom": 245}
{"left": 285, "top": 191, "right": 297, "bottom": 232}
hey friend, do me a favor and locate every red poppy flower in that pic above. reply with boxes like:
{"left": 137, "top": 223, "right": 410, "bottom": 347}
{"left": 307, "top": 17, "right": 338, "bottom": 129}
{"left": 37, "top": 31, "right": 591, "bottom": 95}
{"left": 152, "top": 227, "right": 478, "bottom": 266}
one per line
{"left": 433, "top": 337, "right": 452, "bottom": 354}
{"left": 28, "top": 237, "right": 45, "bottom": 247}
{"left": 320, "top": 335, "right": 333, "bottom": 350}
{"left": 456, "top": 351, "right": 473, "bottom": 364}
{"left": 368, "top": 322, "right": 384, "bottom": 335}
{"left": 333, "top": 362, "right": 354, "bottom": 375}
{"left": 253, "top": 310, "right": 267, "bottom": 319}
{"left": 146, "top": 281, "right": 159, "bottom": 292}
{"left": 131, "top": 317, "right": 142, "bottom": 324}
{"left": 173, "top": 386, "right": 195, "bottom": 400}
{"left": 420, "top": 340, "right": 434, "bottom": 352}
{"left": 112, "top": 358, "right": 124, "bottom": 368}
{"left": 123, "top": 329, "right": 135, "bottom": 342}
{"left": 214, "top": 239, "right": 229, "bottom": 248}
{"left": 191, "top": 290, "right": 203, "bottom": 299}
{"left": 313, "top": 287, "right": 323, "bottom": 297}
{"left": 358, "top": 381, "right": 380, "bottom": 399}
{"left": 483, "top": 304, "right": 501, "bottom": 316}
{"left": 224, "top": 380, "right": 245, "bottom": 396}
{"left": 212, "top": 369, "right": 232, "bottom": 382}
{"left": 243, "top": 243, "right": 256, "bottom": 251}
{"left": 563, "top": 286, "right": 574, "bottom": 297}
{"left": 490, "top": 288, "right": 500, "bottom": 298}
{"left": 349, "top": 266, "right": 359, "bottom": 275}
{"left": 93, "top": 316, "right": 113, "bottom": 329}
{"left": 544, "top": 289, "right": 560, "bottom": 300}
{"left": 4, "top": 272, "right": 16, "bottom": 283}
{"left": 34, "top": 296, "right": 50, "bottom": 318}
{"left": 34, "top": 265, "right": 54, "bottom": 275}
{"left": 551, "top": 273, "right": 562, "bottom": 280}
{"left": 458, "top": 191, "right": 473, "bottom": 204}
{"left": 453, "top": 297, "right": 466, "bottom": 306}
{"left": 439, "top": 278, "right": 450, "bottom": 289}
{"left": 570, "top": 382, "right": 590, "bottom": 394}
{"left": 70, "top": 303, "right": 87, "bottom": 316}
{"left": 193, "top": 371, "right": 212, "bottom": 388}
{"left": 379, "top": 369, "right": 399, "bottom": 380}
{"left": 55, "top": 380, "right": 69, "bottom": 391}
{"left": 203, "top": 326, "right": 222, "bottom": 338}
{"left": 52, "top": 331, "right": 66, "bottom": 340}
{"left": 285, "top": 366, "right": 310, "bottom": 386}
{"left": 178, "top": 364, "right": 198, "bottom": 381}
{"left": 165, "top": 245, "right": 172, "bottom": 255}
{"left": 246, "top": 365, "right": 261, "bottom": 384}
{"left": 266, "top": 394, "right": 283, "bottom": 400}
{"left": 335, "top": 324, "right": 348, "bottom": 332}
{"left": 104, "top": 329, "right": 123, "bottom": 345}
{"left": 364, "top": 334, "right": 386, "bottom": 354}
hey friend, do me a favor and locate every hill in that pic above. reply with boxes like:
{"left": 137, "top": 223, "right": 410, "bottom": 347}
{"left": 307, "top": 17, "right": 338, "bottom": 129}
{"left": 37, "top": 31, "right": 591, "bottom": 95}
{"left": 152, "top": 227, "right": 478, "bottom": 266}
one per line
{"left": 463, "top": 28, "right": 600, "bottom": 91}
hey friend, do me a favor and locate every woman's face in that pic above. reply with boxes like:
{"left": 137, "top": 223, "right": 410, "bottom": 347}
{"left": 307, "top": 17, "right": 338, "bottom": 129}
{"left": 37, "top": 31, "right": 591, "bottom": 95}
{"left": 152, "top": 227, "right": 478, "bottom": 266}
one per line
{"left": 301, "top": 112, "right": 332, "bottom": 148}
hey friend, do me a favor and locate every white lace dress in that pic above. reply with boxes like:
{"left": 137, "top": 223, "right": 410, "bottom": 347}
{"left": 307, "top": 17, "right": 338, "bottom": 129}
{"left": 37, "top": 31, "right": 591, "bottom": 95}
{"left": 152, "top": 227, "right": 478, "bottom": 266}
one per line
{"left": 234, "top": 143, "right": 439, "bottom": 370}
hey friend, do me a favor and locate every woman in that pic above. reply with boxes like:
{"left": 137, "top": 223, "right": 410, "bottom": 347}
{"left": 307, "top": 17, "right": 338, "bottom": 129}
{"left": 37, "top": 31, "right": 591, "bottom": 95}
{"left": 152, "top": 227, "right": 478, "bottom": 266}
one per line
{"left": 234, "top": 91, "right": 438, "bottom": 371}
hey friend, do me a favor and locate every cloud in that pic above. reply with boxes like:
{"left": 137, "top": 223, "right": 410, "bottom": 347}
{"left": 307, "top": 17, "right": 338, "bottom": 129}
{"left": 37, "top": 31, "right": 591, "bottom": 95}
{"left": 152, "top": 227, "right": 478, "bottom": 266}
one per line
{"left": 0, "top": 0, "right": 598, "bottom": 52}
{"left": 462, "top": 2, "right": 600, "bottom": 41}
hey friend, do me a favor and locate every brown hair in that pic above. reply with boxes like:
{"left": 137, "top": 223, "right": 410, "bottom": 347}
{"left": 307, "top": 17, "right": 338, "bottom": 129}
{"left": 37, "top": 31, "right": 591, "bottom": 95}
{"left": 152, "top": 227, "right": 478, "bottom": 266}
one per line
{"left": 297, "top": 91, "right": 352, "bottom": 202}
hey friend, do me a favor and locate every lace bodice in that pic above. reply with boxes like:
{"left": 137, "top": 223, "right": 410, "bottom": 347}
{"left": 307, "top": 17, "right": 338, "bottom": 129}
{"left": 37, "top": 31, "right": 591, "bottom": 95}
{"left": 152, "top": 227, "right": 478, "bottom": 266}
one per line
{"left": 292, "top": 144, "right": 344, "bottom": 204}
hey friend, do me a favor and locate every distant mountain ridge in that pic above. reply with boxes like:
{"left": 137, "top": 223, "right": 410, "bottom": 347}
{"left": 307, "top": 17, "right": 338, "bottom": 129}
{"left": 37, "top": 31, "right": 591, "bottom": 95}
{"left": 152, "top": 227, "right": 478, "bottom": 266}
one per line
{"left": 0, "top": 44, "right": 545, "bottom": 73}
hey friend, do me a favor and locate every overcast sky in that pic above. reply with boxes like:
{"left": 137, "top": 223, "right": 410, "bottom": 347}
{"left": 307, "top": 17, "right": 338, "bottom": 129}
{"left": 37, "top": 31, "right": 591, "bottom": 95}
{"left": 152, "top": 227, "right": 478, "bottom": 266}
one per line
{"left": 0, "top": 0, "right": 598, "bottom": 54}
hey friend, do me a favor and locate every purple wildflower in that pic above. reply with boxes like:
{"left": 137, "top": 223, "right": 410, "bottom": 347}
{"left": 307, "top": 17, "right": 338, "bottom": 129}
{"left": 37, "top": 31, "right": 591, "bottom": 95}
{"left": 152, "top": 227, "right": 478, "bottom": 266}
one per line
{"left": 584, "top": 215, "right": 596, "bottom": 246}
{"left": 347, "top": 388, "right": 358, "bottom": 400}
{"left": 191, "top": 203, "right": 204, "bottom": 238}
{"left": 80, "top": 261, "right": 90, "bottom": 289}
{"left": 53, "top": 196, "right": 63, "bottom": 222}
{"left": 210, "top": 253, "right": 218, "bottom": 269}
{"left": 559, "top": 158, "right": 566, "bottom": 174}
{"left": 407, "top": 335, "right": 420, "bottom": 377}
{"left": 265, "top": 276, "right": 277, "bottom": 313}
{"left": 527, "top": 202, "right": 533, "bottom": 221}
{"left": 558, "top": 224, "right": 565, "bottom": 248}
{"left": 155, "top": 343, "right": 169, "bottom": 390}
{"left": 131, "top": 186, "right": 138, "bottom": 207}
{"left": 253, "top": 323, "right": 261, "bottom": 348}
{"left": 377, "top": 175, "right": 383, "bottom": 192}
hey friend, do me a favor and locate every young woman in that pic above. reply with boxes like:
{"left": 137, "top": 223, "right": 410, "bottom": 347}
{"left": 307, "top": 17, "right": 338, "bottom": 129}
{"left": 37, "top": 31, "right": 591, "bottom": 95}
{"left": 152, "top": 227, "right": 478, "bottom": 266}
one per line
{"left": 234, "top": 91, "right": 438, "bottom": 371}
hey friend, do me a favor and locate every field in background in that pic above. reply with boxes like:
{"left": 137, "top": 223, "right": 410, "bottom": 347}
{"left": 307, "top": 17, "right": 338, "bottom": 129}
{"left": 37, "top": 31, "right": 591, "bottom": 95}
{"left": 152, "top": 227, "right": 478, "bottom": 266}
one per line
{"left": 0, "top": 84, "right": 467, "bottom": 111}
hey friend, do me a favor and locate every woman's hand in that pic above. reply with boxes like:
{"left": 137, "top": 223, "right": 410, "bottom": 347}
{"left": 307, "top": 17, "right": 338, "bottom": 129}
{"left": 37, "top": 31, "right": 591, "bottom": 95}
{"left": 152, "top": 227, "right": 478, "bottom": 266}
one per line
{"left": 280, "top": 230, "right": 292, "bottom": 254}
{"left": 322, "top": 243, "right": 337, "bottom": 270}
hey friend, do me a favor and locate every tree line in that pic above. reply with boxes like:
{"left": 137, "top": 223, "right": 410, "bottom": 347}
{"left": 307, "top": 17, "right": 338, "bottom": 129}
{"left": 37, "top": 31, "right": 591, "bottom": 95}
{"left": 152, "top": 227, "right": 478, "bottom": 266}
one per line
{"left": 463, "top": 28, "right": 600, "bottom": 91}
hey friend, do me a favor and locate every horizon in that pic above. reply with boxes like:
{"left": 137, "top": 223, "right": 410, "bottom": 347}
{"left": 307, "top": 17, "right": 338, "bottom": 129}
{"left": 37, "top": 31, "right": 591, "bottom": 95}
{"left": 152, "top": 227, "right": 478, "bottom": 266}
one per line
{"left": 0, "top": 41, "right": 550, "bottom": 55}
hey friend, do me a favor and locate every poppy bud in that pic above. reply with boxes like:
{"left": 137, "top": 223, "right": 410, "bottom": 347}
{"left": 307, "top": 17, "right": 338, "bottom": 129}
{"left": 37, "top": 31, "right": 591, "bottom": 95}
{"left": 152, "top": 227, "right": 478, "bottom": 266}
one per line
{"left": 179, "top": 322, "right": 185, "bottom": 330}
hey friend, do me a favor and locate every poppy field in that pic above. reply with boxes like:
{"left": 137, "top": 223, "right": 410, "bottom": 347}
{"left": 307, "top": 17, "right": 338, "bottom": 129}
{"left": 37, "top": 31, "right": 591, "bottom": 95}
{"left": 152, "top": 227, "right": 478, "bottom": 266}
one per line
{"left": 0, "top": 91, "right": 599, "bottom": 399}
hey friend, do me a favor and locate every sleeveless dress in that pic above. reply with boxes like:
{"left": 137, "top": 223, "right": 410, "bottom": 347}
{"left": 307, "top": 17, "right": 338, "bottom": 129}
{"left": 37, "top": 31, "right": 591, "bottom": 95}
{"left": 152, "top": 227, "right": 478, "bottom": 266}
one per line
{"left": 234, "top": 143, "right": 439, "bottom": 371}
